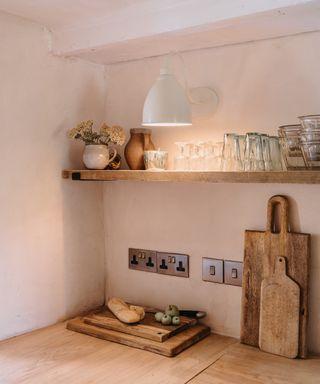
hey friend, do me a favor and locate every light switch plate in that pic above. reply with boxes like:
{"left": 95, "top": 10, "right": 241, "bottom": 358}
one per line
{"left": 224, "top": 260, "right": 243, "bottom": 286}
{"left": 202, "top": 258, "right": 224, "bottom": 283}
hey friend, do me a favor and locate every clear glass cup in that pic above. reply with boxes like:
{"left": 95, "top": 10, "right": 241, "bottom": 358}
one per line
{"left": 299, "top": 115, "right": 320, "bottom": 130}
{"left": 278, "top": 124, "right": 306, "bottom": 169}
{"left": 269, "top": 136, "right": 283, "bottom": 171}
{"left": 202, "top": 141, "right": 215, "bottom": 170}
{"left": 188, "top": 143, "right": 201, "bottom": 170}
{"left": 238, "top": 135, "right": 246, "bottom": 164}
{"left": 174, "top": 142, "right": 188, "bottom": 170}
{"left": 212, "top": 142, "right": 224, "bottom": 170}
{"left": 244, "top": 132, "right": 265, "bottom": 171}
{"left": 301, "top": 140, "right": 320, "bottom": 169}
{"left": 221, "top": 133, "right": 243, "bottom": 171}
{"left": 260, "top": 134, "right": 272, "bottom": 171}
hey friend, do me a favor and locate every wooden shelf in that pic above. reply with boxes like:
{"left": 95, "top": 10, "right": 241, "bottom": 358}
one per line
{"left": 62, "top": 169, "right": 320, "bottom": 184}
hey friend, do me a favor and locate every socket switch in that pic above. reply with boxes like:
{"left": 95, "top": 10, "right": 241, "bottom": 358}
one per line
{"left": 224, "top": 260, "right": 243, "bottom": 286}
{"left": 202, "top": 258, "right": 224, "bottom": 283}
{"left": 128, "top": 248, "right": 157, "bottom": 273}
{"left": 156, "top": 252, "right": 189, "bottom": 278}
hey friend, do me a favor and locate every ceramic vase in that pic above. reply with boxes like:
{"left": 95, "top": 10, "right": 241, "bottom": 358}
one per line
{"left": 124, "top": 128, "right": 155, "bottom": 170}
{"left": 83, "top": 144, "right": 117, "bottom": 170}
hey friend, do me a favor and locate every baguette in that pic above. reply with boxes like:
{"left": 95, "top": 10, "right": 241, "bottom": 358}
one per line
{"left": 107, "top": 298, "right": 144, "bottom": 323}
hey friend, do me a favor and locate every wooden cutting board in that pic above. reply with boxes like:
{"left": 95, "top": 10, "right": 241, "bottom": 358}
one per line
{"left": 67, "top": 317, "right": 210, "bottom": 357}
{"left": 240, "top": 195, "right": 310, "bottom": 358}
{"left": 83, "top": 309, "right": 197, "bottom": 342}
{"left": 259, "top": 256, "right": 300, "bottom": 359}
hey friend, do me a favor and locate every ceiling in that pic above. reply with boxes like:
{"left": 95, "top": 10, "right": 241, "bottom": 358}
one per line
{"left": 0, "top": 0, "right": 148, "bottom": 28}
{"left": 1, "top": 0, "right": 320, "bottom": 64}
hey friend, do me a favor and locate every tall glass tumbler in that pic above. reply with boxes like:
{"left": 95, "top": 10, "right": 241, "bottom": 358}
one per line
{"left": 244, "top": 133, "right": 265, "bottom": 171}
{"left": 174, "top": 142, "right": 188, "bottom": 170}
{"left": 260, "top": 134, "right": 272, "bottom": 171}
{"left": 269, "top": 136, "right": 283, "bottom": 171}
{"left": 221, "top": 133, "right": 243, "bottom": 171}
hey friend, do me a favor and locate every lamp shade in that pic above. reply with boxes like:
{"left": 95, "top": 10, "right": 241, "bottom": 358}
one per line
{"left": 142, "top": 68, "right": 192, "bottom": 127}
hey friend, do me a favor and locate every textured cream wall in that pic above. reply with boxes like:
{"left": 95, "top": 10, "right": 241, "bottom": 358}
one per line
{"left": 0, "top": 12, "right": 106, "bottom": 340}
{"left": 104, "top": 31, "right": 320, "bottom": 353}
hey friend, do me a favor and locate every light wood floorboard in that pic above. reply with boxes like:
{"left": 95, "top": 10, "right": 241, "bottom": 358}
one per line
{"left": 0, "top": 323, "right": 236, "bottom": 384}
{"left": 189, "top": 343, "right": 320, "bottom": 384}
{"left": 1, "top": 323, "right": 319, "bottom": 384}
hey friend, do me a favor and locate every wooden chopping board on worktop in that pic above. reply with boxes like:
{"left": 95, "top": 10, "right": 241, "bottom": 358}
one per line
{"left": 67, "top": 309, "right": 210, "bottom": 357}
{"left": 240, "top": 195, "right": 310, "bottom": 358}
{"left": 83, "top": 308, "right": 197, "bottom": 342}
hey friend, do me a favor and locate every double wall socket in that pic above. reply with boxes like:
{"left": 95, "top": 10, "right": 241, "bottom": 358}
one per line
{"left": 128, "top": 248, "right": 157, "bottom": 273}
{"left": 129, "top": 248, "right": 189, "bottom": 277}
{"left": 202, "top": 257, "right": 243, "bottom": 286}
{"left": 157, "top": 252, "right": 189, "bottom": 278}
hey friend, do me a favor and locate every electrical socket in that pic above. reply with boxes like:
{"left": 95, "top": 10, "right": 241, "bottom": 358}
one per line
{"left": 128, "top": 248, "right": 157, "bottom": 273}
{"left": 156, "top": 252, "right": 189, "bottom": 278}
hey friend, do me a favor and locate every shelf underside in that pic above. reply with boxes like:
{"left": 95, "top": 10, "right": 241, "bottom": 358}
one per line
{"left": 62, "top": 170, "right": 320, "bottom": 184}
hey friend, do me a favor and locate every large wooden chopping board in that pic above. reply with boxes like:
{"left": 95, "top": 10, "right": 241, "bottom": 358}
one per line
{"left": 67, "top": 317, "right": 210, "bottom": 357}
{"left": 83, "top": 309, "right": 197, "bottom": 342}
{"left": 259, "top": 256, "right": 300, "bottom": 358}
{"left": 240, "top": 195, "right": 310, "bottom": 358}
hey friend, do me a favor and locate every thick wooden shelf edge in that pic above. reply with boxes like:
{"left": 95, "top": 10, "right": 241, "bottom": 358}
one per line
{"left": 62, "top": 170, "right": 320, "bottom": 184}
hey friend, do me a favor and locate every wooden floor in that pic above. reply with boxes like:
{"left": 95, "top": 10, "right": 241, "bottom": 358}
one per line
{"left": 0, "top": 323, "right": 319, "bottom": 384}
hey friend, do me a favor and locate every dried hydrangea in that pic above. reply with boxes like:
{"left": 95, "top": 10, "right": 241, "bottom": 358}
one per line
{"left": 68, "top": 120, "right": 126, "bottom": 146}
{"left": 100, "top": 124, "right": 126, "bottom": 145}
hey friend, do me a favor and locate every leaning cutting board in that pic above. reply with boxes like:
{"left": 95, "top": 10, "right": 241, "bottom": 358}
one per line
{"left": 83, "top": 309, "right": 197, "bottom": 342}
{"left": 259, "top": 256, "right": 300, "bottom": 359}
{"left": 240, "top": 195, "right": 310, "bottom": 358}
{"left": 67, "top": 317, "right": 210, "bottom": 357}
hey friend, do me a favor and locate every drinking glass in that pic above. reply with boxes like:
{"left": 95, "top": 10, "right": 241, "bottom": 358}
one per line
{"left": 269, "top": 136, "right": 283, "bottom": 171}
{"left": 174, "top": 142, "right": 188, "bottom": 170}
{"left": 244, "top": 133, "right": 265, "bottom": 171}
{"left": 238, "top": 135, "right": 246, "bottom": 164}
{"left": 221, "top": 133, "right": 243, "bottom": 171}
{"left": 260, "top": 134, "right": 272, "bottom": 171}
{"left": 213, "top": 142, "right": 224, "bottom": 170}
{"left": 202, "top": 141, "right": 215, "bottom": 170}
{"left": 188, "top": 143, "right": 201, "bottom": 170}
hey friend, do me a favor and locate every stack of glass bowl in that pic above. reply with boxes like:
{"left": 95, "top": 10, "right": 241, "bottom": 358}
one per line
{"left": 278, "top": 124, "right": 306, "bottom": 169}
{"left": 299, "top": 115, "right": 320, "bottom": 169}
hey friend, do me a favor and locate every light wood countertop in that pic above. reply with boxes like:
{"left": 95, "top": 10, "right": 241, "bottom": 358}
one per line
{"left": 0, "top": 323, "right": 319, "bottom": 383}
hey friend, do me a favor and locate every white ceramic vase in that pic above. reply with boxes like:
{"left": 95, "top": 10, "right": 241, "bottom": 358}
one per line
{"left": 83, "top": 144, "right": 117, "bottom": 170}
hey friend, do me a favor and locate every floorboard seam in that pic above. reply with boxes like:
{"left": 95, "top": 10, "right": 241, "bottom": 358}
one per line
{"left": 184, "top": 343, "right": 235, "bottom": 384}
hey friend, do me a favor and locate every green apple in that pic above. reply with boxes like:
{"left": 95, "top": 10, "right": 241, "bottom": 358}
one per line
{"left": 172, "top": 316, "right": 180, "bottom": 325}
{"left": 154, "top": 312, "right": 164, "bottom": 322}
{"left": 161, "top": 314, "right": 172, "bottom": 325}
{"left": 165, "top": 304, "right": 179, "bottom": 317}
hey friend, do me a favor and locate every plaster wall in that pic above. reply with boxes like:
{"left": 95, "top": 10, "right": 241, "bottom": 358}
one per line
{"left": 0, "top": 12, "right": 106, "bottom": 340}
{"left": 103, "top": 31, "right": 320, "bottom": 353}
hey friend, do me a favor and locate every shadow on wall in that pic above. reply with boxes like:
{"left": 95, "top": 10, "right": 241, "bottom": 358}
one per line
{"left": 59, "top": 79, "right": 106, "bottom": 319}
{"left": 60, "top": 179, "right": 105, "bottom": 319}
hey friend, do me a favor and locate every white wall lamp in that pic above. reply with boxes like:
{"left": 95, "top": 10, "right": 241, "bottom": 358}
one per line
{"left": 142, "top": 53, "right": 218, "bottom": 127}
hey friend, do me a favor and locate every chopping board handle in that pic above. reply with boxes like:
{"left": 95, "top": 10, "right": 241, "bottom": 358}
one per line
{"left": 266, "top": 195, "right": 289, "bottom": 234}
{"left": 274, "top": 256, "right": 287, "bottom": 276}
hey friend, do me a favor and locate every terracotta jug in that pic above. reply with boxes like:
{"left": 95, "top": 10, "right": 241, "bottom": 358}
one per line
{"left": 124, "top": 128, "right": 155, "bottom": 170}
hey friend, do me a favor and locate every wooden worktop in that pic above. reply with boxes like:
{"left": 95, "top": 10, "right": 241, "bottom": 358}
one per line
{"left": 0, "top": 322, "right": 319, "bottom": 383}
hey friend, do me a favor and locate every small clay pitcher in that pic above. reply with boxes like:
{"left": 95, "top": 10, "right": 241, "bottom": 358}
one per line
{"left": 124, "top": 128, "right": 155, "bottom": 170}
